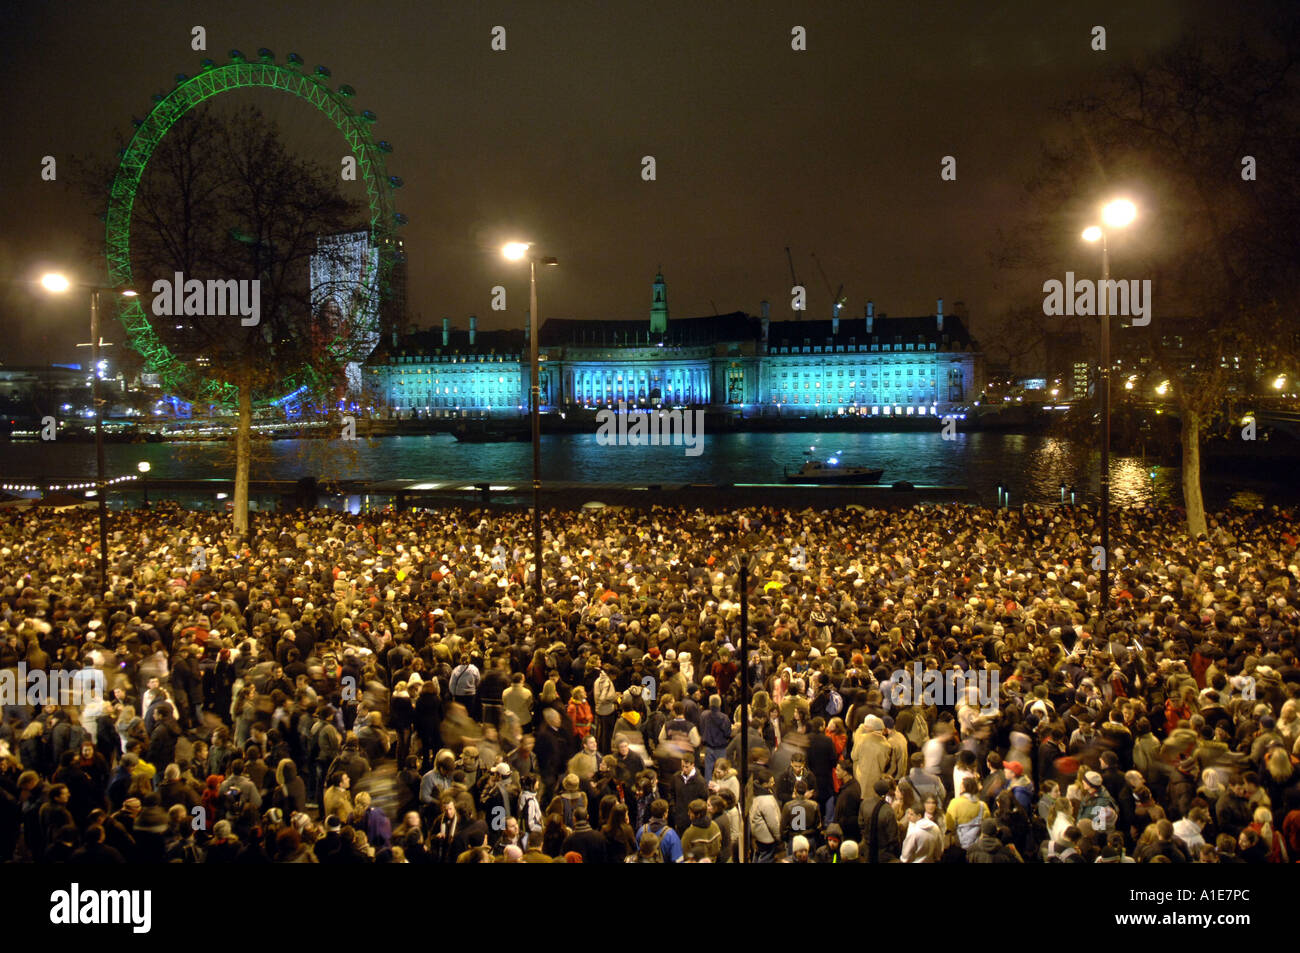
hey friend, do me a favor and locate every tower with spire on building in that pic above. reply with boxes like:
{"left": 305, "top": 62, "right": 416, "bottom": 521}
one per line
{"left": 650, "top": 269, "right": 669, "bottom": 335}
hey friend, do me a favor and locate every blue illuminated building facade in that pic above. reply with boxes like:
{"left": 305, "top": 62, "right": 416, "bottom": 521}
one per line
{"left": 367, "top": 273, "right": 982, "bottom": 418}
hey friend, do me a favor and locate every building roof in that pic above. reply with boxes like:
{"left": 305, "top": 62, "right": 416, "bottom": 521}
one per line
{"left": 372, "top": 309, "right": 976, "bottom": 361}
{"left": 539, "top": 312, "right": 757, "bottom": 347}
{"left": 375, "top": 326, "right": 527, "bottom": 360}
{"left": 766, "top": 313, "right": 975, "bottom": 349}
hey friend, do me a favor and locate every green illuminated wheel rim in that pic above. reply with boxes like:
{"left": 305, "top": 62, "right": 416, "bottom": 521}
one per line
{"left": 104, "top": 49, "right": 405, "bottom": 409}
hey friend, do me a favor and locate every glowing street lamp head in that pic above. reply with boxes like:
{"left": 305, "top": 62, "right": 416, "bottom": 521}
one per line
{"left": 502, "top": 242, "right": 530, "bottom": 261}
{"left": 137, "top": 461, "right": 151, "bottom": 474}
{"left": 40, "top": 273, "right": 71, "bottom": 293}
{"left": 1081, "top": 226, "right": 1102, "bottom": 243}
{"left": 1155, "top": 380, "right": 1170, "bottom": 396}
{"left": 1273, "top": 375, "right": 1286, "bottom": 390}
{"left": 1101, "top": 199, "right": 1137, "bottom": 229}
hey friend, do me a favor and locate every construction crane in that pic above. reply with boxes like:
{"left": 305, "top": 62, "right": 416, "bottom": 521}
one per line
{"left": 785, "top": 246, "right": 800, "bottom": 288}
{"left": 785, "top": 246, "right": 803, "bottom": 321}
{"left": 810, "top": 252, "right": 847, "bottom": 319}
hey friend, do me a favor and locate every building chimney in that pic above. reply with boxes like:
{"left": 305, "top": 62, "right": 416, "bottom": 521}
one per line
{"left": 442, "top": 317, "right": 450, "bottom": 347}
{"left": 469, "top": 315, "right": 477, "bottom": 346}
{"left": 760, "top": 300, "right": 770, "bottom": 319}
{"left": 391, "top": 329, "right": 398, "bottom": 348}
{"left": 865, "top": 300, "right": 874, "bottom": 334}
{"left": 937, "top": 298, "right": 944, "bottom": 332}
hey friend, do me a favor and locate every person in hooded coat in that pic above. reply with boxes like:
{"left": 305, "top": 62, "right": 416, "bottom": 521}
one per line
{"left": 272, "top": 758, "right": 307, "bottom": 815}
{"left": 966, "top": 817, "right": 1022, "bottom": 862}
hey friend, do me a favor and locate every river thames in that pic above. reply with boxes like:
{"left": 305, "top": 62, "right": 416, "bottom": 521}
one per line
{"left": 2, "top": 430, "right": 1279, "bottom": 509}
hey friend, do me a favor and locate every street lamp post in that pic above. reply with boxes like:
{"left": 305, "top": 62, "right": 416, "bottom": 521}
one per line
{"left": 737, "top": 550, "right": 751, "bottom": 862}
{"left": 40, "top": 274, "right": 138, "bottom": 597}
{"left": 728, "top": 533, "right": 773, "bottom": 864}
{"left": 1082, "top": 199, "right": 1136, "bottom": 628}
{"left": 90, "top": 289, "right": 108, "bottom": 594}
{"left": 503, "top": 243, "right": 558, "bottom": 604}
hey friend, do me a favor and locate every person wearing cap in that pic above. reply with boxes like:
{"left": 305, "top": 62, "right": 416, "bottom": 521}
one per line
{"left": 811, "top": 823, "right": 842, "bottom": 863}
{"left": 206, "top": 819, "right": 241, "bottom": 863}
{"left": 478, "top": 760, "right": 519, "bottom": 830}
{"left": 1078, "top": 769, "right": 1118, "bottom": 831}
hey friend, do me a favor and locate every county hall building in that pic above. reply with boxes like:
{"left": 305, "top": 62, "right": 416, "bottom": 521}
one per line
{"left": 366, "top": 272, "right": 983, "bottom": 418}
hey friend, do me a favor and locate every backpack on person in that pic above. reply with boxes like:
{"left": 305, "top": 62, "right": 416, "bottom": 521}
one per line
{"left": 221, "top": 782, "right": 245, "bottom": 820}
{"left": 826, "top": 688, "right": 843, "bottom": 717}
{"left": 518, "top": 790, "right": 542, "bottom": 833}
{"left": 957, "top": 801, "right": 986, "bottom": 849}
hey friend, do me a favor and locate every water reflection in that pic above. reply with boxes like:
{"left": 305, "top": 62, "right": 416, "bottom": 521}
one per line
{"left": 0, "top": 430, "right": 1272, "bottom": 508}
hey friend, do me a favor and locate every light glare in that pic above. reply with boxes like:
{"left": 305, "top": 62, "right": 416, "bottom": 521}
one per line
{"left": 1101, "top": 199, "right": 1137, "bottom": 229}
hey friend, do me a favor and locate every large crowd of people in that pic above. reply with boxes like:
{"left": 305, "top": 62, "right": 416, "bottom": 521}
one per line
{"left": 1, "top": 498, "right": 1299, "bottom": 864}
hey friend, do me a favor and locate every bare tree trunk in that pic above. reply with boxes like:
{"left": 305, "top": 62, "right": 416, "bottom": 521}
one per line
{"left": 234, "top": 365, "right": 252, "bottom": 540}
{"left": 1181, "top": 409, "right": 1208, "bottom": 538}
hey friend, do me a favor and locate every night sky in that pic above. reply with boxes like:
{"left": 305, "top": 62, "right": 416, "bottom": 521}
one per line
{"left": 0, "top": 0, "right": 1256, "bottom": 368}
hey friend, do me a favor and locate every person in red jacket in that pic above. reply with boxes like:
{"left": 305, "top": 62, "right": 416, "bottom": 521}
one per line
{"left": 710, "top": 647, "right": 739, "bottom": 695}
{"left": 1163, "top": 687, "right": 1196, "bottom": 735}
{"left": 567, "top": 686, "right": 594, "bottom": 741}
